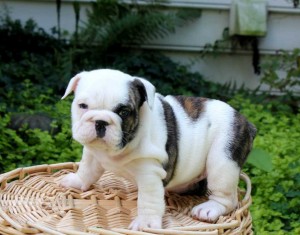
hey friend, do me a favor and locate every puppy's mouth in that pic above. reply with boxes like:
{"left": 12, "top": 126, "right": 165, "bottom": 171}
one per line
{"left": 79, "top": 133, "right": 123, "bottom": 153}
{"left": 72, "top": 107, "right": 139, "bottom": 153}
{"left": 94, "top": 118, "right": 137, "bottom": 151}
{"left": 72, "top": 120, "right": 123, "bottom": 151}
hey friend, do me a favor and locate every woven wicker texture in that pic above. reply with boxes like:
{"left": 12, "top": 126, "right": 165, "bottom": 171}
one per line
{"left": 0, "top": 163, "right": 253, "bottom": 235}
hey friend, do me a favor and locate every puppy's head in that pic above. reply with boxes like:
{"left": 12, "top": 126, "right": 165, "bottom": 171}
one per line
{"left": 62, "top": 69, "right": 155, "bottom": 154}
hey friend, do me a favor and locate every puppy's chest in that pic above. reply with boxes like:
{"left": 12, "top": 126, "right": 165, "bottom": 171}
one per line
{"left": 98, "top": 156, "right": 137, "bottom": 183}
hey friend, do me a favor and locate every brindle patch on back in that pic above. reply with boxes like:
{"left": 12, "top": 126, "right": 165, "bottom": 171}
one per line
{"left": 174, "top": 96, "right": 208, "bottom": 121}
{"left": 159, "top": 97, "right": 179, "bottom": 187}
{"left": 228, "top": 111, "right": 257, "bottom": 167}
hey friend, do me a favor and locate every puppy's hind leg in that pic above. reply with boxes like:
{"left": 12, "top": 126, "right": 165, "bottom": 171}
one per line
{"left": 192, "top": 138, "right": 240, "bottom": 222}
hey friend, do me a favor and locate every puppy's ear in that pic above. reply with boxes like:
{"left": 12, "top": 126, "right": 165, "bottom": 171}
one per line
{"left": 61, "top": 72, "right": 85, "bottom": 99}
{"left": 133, "top": 77, "right": 156, "bottom": 109}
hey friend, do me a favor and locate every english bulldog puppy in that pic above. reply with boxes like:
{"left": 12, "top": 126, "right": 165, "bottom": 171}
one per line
{"left": 60, "top": 69, "right": 256, "bottom": 230}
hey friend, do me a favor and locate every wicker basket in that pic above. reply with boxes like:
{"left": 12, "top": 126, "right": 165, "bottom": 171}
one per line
{"left": 0, "top": 162, "right": 253, "bottom": 235}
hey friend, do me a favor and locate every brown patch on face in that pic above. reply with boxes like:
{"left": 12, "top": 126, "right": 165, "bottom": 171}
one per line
{"left": 113, "top": 80, "right": 146, "bottom": 148}
{"left": 174, "top": 96, "right": 208, "bottom": 121}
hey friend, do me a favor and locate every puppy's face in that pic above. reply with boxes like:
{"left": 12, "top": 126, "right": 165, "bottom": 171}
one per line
{"left": 62, "top": 69, "right": 155, "bottom": 154}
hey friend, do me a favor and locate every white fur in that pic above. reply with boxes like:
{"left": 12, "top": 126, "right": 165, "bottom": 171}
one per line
{"left": 60, "top": 69, "right": 242, "bottom": 230}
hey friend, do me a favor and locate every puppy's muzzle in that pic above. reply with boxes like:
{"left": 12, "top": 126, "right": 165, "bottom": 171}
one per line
{"left": 95, "top": 120, "right": 109, "bottom": 138}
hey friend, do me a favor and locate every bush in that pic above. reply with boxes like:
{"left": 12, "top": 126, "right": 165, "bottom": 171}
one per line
{"left": 0, "top": 89, "right": 82, "bottom": 173}
{"left": 259, "top": 49, "right": 300, "bottom": 113}
{"left": 0, "top": 17, "right": 72, "bottom": 102}
{"left": 229, "top": 96, "right": 300, "bottom": 234}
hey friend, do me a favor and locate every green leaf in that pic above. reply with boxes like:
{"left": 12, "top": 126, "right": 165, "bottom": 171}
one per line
{"left": 247, "top": 148, "right": 273, "bottom": 172}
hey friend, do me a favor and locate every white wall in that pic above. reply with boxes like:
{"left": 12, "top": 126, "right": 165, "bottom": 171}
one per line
{"left": 0, "top": 0, "right": 91, "bottom": 34}
{"left": 1, "top": 0, "right": 300, "bottom": 91}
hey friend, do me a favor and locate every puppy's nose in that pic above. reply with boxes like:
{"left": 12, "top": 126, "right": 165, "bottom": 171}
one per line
{"left": 95, "top": 120, "right": 109, "bottom": 138}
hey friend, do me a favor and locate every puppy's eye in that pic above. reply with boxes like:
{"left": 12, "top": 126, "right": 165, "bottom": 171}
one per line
{"left": 79, "top": 103, "right": 88, "bottom": 109}
{"left": 117, "top": 108, "right": 131, "bottom": 118}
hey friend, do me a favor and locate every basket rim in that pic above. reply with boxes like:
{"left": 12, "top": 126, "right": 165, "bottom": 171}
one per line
{"left": 0, "top": 162, "right": 252, "bottom": 203}
{"left": 0, "top": 162, "right": 252, "bottom": 235}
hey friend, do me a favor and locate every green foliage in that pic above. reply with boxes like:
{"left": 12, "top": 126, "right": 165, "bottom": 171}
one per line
{"left": 78, "top": 0, "right": 201, "bottom": 54}
{"left": 0, "top": 94, "right": 82, "bottom": 173}
{"left": 260, "top": 49, "right": 300, "bottom": 100}
{"left": 247, "top": 148, "right": 273, "bottom": 172}
{"left": 0, "top": 15, "right": 82, "bottom": 171}
{"left": 0, "top": 16, "right": 73, "bottom": 103}
{"left": 229, "top": 96, "right": 300, "bottom": 234}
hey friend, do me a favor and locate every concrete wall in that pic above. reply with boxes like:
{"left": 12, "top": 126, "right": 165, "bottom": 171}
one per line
{"left": 1, "top": 0, "right": 300, "bottom": 91}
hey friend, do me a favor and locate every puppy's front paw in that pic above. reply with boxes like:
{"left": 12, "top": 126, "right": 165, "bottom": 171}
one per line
{"left": 129, "top": 215, "right": 162, "bottom": 231}
{"left": 60, "top": 173, "right": 90, "bottom": 191}
{"left": 191, "top": 200, "right": 226, "bottom": 222}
